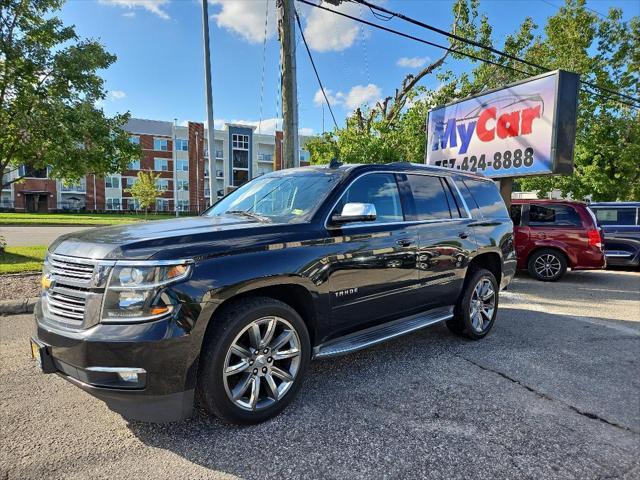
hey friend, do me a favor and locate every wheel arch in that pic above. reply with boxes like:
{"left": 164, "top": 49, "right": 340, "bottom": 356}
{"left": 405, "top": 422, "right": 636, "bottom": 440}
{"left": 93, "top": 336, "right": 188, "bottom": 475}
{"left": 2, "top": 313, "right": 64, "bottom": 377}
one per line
{"left": 527, "top": 244, "right": 571, "bottom": 267}
{"left": 200, "top": 279, "right": 321, "bottom": 351}
{"left": 467, "top": 252, "right": 502, "bottom": 285}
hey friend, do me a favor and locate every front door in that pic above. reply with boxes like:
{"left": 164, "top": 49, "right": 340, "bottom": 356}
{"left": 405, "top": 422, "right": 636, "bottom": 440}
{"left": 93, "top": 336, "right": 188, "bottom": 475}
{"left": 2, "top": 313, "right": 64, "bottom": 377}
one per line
{"left": 326, "top": 172, "right": 420, "bottom": 334}
{"left": 37, "top": 194, "right": 48, "bottom": 212}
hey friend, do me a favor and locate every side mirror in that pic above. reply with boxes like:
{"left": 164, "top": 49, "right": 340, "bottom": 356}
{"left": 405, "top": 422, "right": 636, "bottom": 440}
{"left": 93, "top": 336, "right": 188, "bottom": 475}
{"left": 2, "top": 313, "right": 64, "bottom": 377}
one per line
{"left": 331, "top": 203, "right": 377, "bottom": 225}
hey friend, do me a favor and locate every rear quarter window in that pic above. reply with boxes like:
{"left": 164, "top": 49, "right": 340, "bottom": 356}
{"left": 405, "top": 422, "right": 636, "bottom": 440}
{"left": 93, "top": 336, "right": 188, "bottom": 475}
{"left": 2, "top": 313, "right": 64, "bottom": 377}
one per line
{"left": 463, "top": 179, "right": 509, "bottom": 219}
{"left": 529, "top": 204, "right": 582, "bottom": 227}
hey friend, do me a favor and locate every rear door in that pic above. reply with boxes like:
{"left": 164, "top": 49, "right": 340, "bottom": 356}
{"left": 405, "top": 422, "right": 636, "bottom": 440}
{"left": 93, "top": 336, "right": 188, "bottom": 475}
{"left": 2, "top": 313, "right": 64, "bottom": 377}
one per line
{"left": 403, "top": 174, "right": 476, "bottom": 310}
{"left": 326, "top": 172, "right": 420, "bottom": 333}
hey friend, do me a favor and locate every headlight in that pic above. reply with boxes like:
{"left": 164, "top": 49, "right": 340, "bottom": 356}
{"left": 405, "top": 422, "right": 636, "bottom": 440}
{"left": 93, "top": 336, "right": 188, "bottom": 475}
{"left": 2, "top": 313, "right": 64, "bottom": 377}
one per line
{"left": 101, "top": 261, "right": 192, "bottom": 323}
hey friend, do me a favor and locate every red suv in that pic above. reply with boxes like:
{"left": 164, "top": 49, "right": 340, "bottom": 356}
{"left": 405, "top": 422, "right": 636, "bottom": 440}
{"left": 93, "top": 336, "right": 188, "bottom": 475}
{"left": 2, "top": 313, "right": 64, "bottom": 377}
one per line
{"left": 510, "top": 199, "right": 605, "bottom": 281}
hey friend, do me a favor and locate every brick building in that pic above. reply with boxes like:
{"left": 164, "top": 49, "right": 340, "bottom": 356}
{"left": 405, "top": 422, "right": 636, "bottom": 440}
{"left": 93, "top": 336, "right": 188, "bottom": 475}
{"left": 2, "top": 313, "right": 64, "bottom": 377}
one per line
{"left": 0, "top": 118, "right": 312, "bottom": 213}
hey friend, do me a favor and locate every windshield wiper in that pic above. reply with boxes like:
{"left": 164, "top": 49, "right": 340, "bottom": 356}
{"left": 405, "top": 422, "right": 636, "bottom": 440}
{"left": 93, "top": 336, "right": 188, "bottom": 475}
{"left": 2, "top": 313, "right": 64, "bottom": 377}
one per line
{"left": 226, "top": 210, "right": 271, "bottom": 223}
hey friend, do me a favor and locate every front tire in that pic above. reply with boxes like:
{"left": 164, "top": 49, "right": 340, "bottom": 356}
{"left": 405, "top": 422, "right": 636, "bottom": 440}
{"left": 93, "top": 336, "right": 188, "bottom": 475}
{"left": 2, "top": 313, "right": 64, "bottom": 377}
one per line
{"left": 197, "top": 297, "right": 310, "bottom": 425}
{"left": 446, "top": 268, "right": 499, "bottom": 340}
{"left": 527, "top": 248, "right": 567, "bottom": 281}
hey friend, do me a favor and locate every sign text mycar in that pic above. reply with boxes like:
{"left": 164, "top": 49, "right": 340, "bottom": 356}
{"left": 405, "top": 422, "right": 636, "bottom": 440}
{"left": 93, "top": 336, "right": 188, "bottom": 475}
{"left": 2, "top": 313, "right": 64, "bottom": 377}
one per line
{"left": 425, "top": 70, "right": 579, "bottom": 178}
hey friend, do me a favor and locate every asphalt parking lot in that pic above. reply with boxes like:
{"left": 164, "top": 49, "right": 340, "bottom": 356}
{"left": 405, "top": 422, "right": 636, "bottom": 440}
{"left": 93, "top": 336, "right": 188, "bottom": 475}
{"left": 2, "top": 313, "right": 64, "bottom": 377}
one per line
{"left": 1, "top": 269, "right": 639, "bottom": 480}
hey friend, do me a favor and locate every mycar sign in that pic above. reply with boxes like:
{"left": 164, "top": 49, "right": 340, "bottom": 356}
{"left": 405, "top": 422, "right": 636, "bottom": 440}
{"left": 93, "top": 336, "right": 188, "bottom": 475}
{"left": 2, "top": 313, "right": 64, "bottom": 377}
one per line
{"left": 425, "top": 70, "right": 580, "bottom": 178}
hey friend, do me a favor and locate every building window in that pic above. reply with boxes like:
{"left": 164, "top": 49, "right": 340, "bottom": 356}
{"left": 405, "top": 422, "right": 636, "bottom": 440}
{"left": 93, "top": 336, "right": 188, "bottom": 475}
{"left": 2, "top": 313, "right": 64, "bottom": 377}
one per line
{"left": 177, "top": 179, "right": 189, "bottom": 191}
{"left": 156, "top": 198, "right": 169, "bottom": 212}
{"left": 175, "top": 139, "right": 188, "bottom": 151}
{"left": 177, "top": 160, "right": 189, "bottom": 171}
{"left": 177, "top": 199, "right": 189, "bottom": 211}
{"left": 153, "top": 138, "right": 169, "bottom": 151}
{"left": 215, "top": 149, "right": 223, "bottom": 159}
{"left": 154, "top": 158, "right": 169, "bottom": 171}
{"left": 258, "top": 153, "right": 273, "bottom": 163}
{"left": 155, "top": 179, "right": 169, "bottom": 191}
{"left": 129, "top": 159, "right": 140, "bottom": 170}
{"left": 129, "top": 136, "right": 140, "bottom": 145}
{"left": 232, "top": 134, "right": 249, "bottom": 150}
{"left": 127, "top": 199, "right": 140, "bottom": 210}
{"left": 124, "top": 177, "right": 136, "bottom": 189}
{"left": 105, "top": 197, "right": 121, "bottom": 210}
{"left": 105, "top": 176, "right": 121, "bottom": 189}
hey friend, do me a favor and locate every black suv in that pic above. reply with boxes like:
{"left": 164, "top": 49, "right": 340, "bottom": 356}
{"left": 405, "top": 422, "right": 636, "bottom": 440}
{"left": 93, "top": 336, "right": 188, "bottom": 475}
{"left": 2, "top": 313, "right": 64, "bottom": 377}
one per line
{"left": 32, "top": 163, "right": 515, "bottom": 424}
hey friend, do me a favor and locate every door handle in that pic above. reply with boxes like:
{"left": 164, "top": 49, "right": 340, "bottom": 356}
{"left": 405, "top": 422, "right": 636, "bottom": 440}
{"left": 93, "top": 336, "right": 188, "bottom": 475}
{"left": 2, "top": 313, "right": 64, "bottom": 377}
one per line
{"left": 396, "top": 239, "right": 413, "bottom": 247}
{"left": 458, "top": 230, "right": 471, "bottom": 239}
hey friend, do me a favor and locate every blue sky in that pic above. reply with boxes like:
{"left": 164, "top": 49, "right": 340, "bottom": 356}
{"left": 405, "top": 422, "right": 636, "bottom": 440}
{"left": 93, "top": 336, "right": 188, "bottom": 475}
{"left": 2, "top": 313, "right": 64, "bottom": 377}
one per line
{"left": 60, "top": 0, "right": 639, "bottom": 135}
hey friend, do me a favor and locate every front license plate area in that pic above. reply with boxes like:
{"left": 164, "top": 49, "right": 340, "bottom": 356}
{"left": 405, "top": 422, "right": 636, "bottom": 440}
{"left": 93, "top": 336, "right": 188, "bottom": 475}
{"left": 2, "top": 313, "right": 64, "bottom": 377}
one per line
{"left": 30, "top": 338, "right": 56, "bottom": 374}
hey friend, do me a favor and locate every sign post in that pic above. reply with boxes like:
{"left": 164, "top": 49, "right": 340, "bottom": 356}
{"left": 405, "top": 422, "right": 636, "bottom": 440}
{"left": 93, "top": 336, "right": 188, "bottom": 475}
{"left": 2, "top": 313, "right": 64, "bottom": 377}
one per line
{"left": 425, "top": 70, "right": 579, "bottom": 206}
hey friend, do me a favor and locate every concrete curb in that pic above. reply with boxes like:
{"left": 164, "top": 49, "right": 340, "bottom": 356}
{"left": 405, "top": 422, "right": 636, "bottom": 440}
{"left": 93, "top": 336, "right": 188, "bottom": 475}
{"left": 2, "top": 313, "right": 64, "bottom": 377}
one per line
{"left": 0, "top": 298, "right": 37, "bottom": 316}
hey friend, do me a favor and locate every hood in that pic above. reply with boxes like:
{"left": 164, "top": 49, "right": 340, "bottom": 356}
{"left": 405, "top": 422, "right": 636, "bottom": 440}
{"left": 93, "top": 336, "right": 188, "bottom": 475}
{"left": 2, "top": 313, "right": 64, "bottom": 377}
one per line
{"left": 49, "top": 215, "right": 278, "bottom": 260}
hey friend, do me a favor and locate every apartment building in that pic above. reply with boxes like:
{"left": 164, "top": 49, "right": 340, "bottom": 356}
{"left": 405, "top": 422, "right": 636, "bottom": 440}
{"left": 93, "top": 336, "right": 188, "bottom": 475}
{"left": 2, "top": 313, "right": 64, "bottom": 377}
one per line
{"left": 0, "top": 118, "right": 312, "bottom": 213}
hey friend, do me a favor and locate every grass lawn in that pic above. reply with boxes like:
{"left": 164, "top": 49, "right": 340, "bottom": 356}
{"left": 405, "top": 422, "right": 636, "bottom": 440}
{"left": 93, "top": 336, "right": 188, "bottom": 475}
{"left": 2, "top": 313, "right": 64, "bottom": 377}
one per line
{"left": 0, "top": 212, "right": 177, "bottom": 226}
{"left": 0, "top": 246, "right": 47, "bottom": 274}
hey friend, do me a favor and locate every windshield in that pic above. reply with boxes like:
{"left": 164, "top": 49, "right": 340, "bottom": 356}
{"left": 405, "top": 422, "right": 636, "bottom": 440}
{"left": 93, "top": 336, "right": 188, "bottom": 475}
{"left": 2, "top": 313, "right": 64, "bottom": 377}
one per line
{"left": 205, "top": 170, "right": 342, "bottom": 224}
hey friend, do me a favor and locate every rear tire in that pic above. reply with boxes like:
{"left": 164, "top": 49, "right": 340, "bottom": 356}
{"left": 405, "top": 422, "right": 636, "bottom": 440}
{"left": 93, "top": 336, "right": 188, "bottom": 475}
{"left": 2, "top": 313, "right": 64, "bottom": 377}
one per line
{"left": 446, "top": 268, "right": 499, "bottom": 340}
{"left": 197, "top": 297, "right": 310, "bottom": 425}
{"left": 527, "top": 248, "right": 567, "bottom": 281}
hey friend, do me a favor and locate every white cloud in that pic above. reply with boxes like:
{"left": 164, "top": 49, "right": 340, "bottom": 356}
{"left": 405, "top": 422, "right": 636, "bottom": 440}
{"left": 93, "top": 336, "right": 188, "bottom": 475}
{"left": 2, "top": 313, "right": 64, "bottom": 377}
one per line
{"left": 99, "top": 0, "right": 170, "bottom": 20}
{"left": 122, "top": 11, "right": 136, "bottom": 18}
{"left": 109, "top": 90, "right": 126, "bottom": 100}
{"left": 345, "top": 83, "right": 382, "bottom": 110}
{"left": 313, "top": 88, "right": 344, "bottom": 107}
{"left": 304, "top": 2, "right": 359, "bottom": 52}
{"left": 210, "top": 0, "right": 277, "bottom": 44}
{"left": 397, "top": 56, "right": 430, "bottom": 68}
{"left": 299, "top": 127, "right": 314, "bottom": 136}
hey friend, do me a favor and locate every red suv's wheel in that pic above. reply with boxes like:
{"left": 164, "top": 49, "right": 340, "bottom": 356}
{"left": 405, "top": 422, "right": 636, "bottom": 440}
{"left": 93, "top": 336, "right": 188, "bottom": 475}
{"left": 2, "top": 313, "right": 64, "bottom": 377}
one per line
{"left": 528, "top": 249, "right": 567, "bottom": 281}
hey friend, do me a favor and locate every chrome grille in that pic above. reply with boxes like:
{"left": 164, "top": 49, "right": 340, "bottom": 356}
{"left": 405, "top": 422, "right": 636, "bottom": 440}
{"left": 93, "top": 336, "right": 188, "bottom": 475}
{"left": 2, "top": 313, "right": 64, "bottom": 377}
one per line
{"left": 45, "top": 255, "right": 96, "bottom": 327}
{"left": 46, "top": 290, "right": 87, "bottom": 324}
{"left": 49, "top": 256, "right": 94, "bottom": 282}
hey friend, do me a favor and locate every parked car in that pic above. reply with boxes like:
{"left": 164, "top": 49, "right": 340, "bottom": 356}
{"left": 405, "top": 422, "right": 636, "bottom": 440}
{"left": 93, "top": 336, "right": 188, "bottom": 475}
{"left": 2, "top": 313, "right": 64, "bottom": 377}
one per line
{"left": 31, "top": 163, "right": 516, "bottom": 425}
{"left": 509, "top": 199, "right": 605, "bottom": 281}
{"left": 588, "top": 202, "right": 640, "bottom": 268}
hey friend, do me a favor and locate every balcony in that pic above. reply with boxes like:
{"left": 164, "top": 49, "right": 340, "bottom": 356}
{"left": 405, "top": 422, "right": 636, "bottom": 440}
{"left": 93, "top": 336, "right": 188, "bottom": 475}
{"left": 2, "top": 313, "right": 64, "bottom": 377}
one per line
{"left": 258, "top": 153, "right": 273, "bottom": 163}
{"left": 60, "top": 181, "right": 86, "bottom": 192}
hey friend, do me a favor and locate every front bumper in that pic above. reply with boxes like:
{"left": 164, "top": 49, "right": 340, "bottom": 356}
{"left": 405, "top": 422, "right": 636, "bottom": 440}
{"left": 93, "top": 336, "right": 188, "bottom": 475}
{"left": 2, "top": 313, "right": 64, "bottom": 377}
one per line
{"left": 33, "top": 299, "right": 204, "bottom": 422}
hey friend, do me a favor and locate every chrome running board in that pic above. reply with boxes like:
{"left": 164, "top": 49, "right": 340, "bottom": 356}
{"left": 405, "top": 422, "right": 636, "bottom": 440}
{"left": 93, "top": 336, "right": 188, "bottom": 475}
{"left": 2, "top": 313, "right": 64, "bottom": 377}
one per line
{"left": 313, "top": 307, "right": 453, "bottom": 359}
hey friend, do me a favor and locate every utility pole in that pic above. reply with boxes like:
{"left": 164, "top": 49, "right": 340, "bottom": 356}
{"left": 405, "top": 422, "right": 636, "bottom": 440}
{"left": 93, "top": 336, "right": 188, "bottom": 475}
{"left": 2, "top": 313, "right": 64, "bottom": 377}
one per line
{"left": 277, "top": 0, "right": 299, "bottom": 169}
{"left": 201, "top": 0, "right": 216, "bottom": 206}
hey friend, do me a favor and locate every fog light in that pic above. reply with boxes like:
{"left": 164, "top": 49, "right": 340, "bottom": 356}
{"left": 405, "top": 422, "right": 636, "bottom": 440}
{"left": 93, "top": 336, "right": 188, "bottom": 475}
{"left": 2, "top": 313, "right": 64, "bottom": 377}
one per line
{"left": 117, "top": 371, "right": 139, "bottom": 382}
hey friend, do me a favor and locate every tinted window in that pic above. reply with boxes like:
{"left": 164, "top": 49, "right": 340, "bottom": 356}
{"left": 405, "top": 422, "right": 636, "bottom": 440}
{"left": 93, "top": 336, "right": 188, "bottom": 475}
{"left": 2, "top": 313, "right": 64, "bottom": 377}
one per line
{"left": 407, "top": 175, "right": 455, "bottom": 220}
{"left": 510, "top": 204, "right": 522, "bottom": 226}
{"left": 529, "top": 204, "right": 582, "bottom": 227}
{"left": 464, "top": 179, "right": 509, "bottom": 219}
{"left": 591, "top": 208, "right": 637, "bottom": 226}
{"left": 334, "top": 173, "right": 403, "bottom": 224}
{"left": 453, "top": 179, "right": 481, "bottom": 218}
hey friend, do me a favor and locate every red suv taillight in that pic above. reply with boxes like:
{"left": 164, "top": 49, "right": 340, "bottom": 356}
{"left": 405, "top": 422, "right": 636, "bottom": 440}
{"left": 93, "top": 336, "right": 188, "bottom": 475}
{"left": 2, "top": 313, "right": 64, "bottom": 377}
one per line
{"left": 587, "top": 228, "right": 602, "bottom": 249}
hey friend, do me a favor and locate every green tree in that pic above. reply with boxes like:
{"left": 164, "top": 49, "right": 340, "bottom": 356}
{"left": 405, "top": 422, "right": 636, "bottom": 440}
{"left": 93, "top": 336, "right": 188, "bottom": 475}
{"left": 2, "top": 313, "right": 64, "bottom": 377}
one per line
{"left": 307, "top": 0, "right": 639, "bottom": 201}
{"left": 0, "top": 0, "right": 140, "bottom": 191}
{"left": 126, "top": 172, "right": 160, "bottom": 217}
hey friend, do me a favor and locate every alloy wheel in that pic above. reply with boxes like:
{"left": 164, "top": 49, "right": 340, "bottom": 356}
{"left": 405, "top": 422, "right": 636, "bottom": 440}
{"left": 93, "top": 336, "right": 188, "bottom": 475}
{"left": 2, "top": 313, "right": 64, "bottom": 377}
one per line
{"left": 469, "top": 278, "right": 496, "bottom": 333}
{"left": 534, "top": 253, "right": 562, "bottom": 279}
{"left": 223, "top": 316, "right": 301, "bottom": 411}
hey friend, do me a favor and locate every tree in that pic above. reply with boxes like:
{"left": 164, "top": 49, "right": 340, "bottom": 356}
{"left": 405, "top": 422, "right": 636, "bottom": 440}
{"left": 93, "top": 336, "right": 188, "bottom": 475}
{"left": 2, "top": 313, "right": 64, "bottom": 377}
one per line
{"left": 0, "top": 0, "right": 141, "bottom": 191}
{"left": 126, "top": 172, "right": 160, "bottom": 217}
{"left": 307, "top": 0, "right": 639, "bottom": 201}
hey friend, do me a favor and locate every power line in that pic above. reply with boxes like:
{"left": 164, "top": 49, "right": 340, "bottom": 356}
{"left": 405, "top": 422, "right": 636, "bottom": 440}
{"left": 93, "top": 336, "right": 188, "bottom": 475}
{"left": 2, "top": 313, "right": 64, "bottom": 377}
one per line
{"left": 294, "top": 9, "right": 339, "bottom": 129}
{"left": 297, "top": 0, "right": 639, "bottom": 109}
{"left": 352, "top": 0, "right": 640, "bottom": 107}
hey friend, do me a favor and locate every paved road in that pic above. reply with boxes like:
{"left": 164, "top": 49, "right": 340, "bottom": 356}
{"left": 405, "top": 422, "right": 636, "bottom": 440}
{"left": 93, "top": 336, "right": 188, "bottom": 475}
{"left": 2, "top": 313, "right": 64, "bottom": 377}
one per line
{"left": 1, "top": 270, "right": 639, "bottom": 479}
{"left": 0, "top": 225, "right": 95, "bottom": 247}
